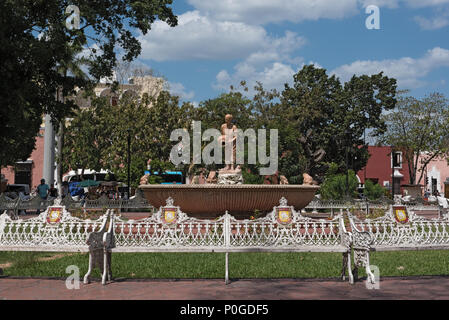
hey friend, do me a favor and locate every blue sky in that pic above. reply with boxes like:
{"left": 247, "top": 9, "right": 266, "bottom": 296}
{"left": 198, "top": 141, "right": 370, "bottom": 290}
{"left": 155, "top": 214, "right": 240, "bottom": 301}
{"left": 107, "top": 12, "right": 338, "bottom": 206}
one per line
{"left": 129, "top": 0, "right": 449, "bottom": 104}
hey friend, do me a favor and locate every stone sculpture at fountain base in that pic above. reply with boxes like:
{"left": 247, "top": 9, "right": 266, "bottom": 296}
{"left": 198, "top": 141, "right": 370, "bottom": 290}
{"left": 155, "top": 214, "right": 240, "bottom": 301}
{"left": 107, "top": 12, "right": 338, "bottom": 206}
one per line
{"left": 217, "top": 171, "right": 243, "bottom": 185}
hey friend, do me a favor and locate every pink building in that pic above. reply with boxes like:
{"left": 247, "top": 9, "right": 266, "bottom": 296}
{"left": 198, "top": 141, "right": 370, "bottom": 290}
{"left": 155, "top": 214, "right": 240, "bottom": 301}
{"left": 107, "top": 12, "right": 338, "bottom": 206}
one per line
{"left": 418, "top": 154, "right": 449, "bottom": 197}
{"left": 357, "top": 146, "right": 411, "bottom": 196}
{"left": 1, "top": 127, "right": 45, "bottom": 191}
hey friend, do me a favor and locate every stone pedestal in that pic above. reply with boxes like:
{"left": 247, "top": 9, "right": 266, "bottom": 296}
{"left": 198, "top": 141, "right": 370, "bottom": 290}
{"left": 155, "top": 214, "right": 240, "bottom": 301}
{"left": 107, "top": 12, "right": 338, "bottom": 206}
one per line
{"left": 217, "top": 172, "right": 243, "bottom": 185}
{"left": 217, "top": 167, "right": 243, "bottom": 185}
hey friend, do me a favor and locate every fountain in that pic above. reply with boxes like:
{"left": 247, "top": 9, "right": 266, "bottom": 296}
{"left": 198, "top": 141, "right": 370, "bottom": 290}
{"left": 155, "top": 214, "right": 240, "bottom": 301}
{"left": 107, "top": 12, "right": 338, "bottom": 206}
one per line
{"left": 140, "top": 114, "right": 319, "bottom": 218}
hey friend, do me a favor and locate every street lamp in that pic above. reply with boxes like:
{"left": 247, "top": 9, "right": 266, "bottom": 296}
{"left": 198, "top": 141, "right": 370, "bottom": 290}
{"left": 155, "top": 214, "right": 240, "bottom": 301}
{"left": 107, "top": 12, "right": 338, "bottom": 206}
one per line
{"left": 337, "top": 131, "right": 350, "bottom": 199}
{"left": 344, "top": 129, "right": 351, "bottom": 198}
{"left": 127, "top": 128, "right": 131, "bottom": 200}
{"left": 391, "top": 146, "right": 394, "bottom": 200}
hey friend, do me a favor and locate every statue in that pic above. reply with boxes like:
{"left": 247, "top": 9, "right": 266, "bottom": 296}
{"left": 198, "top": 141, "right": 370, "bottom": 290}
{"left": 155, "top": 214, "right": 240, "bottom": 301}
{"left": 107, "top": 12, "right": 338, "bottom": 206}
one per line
{"left": 218, "top": 114, "right": 239, "bottom": 173}
{"left": 303, "top": 173, "right": 318, "bottom": 186}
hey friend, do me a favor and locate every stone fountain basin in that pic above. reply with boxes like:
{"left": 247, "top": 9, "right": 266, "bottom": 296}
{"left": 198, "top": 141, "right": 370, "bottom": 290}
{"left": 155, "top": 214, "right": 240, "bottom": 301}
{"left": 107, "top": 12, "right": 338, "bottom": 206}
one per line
{"left": 139, "top": 184, "right": 319, "bottom": 218}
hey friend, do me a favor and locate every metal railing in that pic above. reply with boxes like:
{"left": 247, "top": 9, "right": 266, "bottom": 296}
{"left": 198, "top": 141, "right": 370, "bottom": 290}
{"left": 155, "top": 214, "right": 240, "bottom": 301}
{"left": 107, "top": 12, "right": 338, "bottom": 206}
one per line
{"left": 0, "top": 189, "right": 153, "bottom": 219}
{"left": 303, "top": 196, "right": 442, "bottom": 217}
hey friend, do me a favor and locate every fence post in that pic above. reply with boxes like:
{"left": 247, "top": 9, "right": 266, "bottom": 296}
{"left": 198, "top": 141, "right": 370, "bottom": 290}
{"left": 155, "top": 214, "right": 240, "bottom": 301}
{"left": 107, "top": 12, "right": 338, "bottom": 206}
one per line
{"left": 224, "top": 211, "right": 230, "bottom": 284}
{"left": 15, "top": 197, "right": 21, "bottom": 219}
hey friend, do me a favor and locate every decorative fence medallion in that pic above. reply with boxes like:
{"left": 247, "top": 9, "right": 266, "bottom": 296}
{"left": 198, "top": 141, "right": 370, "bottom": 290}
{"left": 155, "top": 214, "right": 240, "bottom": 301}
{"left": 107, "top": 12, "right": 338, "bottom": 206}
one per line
{"left": 46, "top": 207, "right": 63, "bottom": 225}
{"left": 393, "top": 206, "right": 409, "bottom": 224}
{"left": 276, "top": 207, "right": 292, "bottom": 225}
{"left": 162, "top": 207, "right": 178, "bottom": 225}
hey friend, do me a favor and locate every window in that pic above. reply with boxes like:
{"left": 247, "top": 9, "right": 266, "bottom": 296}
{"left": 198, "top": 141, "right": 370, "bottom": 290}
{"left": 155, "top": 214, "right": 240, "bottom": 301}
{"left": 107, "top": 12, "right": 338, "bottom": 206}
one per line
{"left": 392, "top": 151, "right": 402, "bottom": 168}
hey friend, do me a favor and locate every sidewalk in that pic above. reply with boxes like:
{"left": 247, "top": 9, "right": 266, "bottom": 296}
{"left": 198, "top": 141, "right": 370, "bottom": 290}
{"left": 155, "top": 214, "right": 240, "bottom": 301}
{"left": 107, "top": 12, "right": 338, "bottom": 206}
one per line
{"left": 1, "top": 276, "right": 449, "bottom": 300}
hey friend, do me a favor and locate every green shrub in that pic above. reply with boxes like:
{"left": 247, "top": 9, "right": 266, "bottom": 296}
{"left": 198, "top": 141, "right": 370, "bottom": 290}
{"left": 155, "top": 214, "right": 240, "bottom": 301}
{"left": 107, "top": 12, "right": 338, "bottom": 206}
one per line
{"left": 364, "top": 179, "right": 387, "bottom": 200}
{"left": 320, "top": 170, "right": 359, "bottom": 200}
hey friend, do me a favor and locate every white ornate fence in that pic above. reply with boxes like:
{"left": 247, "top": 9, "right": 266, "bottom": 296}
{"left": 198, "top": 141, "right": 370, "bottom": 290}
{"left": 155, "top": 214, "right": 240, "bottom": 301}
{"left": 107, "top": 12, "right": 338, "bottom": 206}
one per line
{"left": 107, "top": 197, "right": 353, "bottom": 284}
{"left": 303, "top": 196, "right": 442, "bottom": 217}
{"left": 0, "top": 203, "right": 109, "bottom": 252}
{"left": 348, "top": 205, "right": 449, "bottom": 284}
{"left": 0, "top": 190, "right": 152, "bottom": 220}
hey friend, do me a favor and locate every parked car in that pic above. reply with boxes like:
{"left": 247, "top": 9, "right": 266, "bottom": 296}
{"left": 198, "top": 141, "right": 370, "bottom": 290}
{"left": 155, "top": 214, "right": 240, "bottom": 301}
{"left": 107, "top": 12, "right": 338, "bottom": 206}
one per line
{"left": 144, "top": 170, "right": 184, "bottom": 184}
{"left": 63, "top": 169, "right": 116, "bottom": 183}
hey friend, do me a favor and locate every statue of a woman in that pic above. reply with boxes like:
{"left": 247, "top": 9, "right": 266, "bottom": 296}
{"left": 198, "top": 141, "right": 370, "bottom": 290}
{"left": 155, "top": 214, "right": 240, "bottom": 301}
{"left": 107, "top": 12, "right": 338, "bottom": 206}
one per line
{"left": 218, "top": 114, "right": 238, "bottom": 171}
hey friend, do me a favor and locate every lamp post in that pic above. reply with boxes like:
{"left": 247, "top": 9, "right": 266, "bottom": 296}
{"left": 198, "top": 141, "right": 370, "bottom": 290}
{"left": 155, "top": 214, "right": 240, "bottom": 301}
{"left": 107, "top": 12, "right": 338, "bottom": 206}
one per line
{"left": 391, "top": 146, "right": 395, "bottom": 200}
{"left": 344, "top": 129, "right": 351, "bottom": 198}
{"left": 127, "top": 128, "right": 131, "bottom": 199}
{"left": 337, "top": 131, "right": 350, "bottom": 199}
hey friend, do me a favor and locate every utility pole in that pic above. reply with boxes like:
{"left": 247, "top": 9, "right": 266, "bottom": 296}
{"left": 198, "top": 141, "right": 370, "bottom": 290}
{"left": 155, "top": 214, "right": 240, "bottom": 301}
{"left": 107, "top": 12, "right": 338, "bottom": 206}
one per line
{"left": 43, "top": 114, "right": 55, "bottom": 186}
{"left": 391, "top": 146, "right": 395, "bottom": 200}
{"left": 127, "top": 128, "right": 131, "bottom": 199}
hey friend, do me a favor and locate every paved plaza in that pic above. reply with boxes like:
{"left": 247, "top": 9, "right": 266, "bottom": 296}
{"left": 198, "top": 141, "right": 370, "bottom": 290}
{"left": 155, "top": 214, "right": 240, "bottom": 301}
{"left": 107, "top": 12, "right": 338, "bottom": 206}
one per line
{"left": 1, "top": 276, "right": 449, "bottom": 300}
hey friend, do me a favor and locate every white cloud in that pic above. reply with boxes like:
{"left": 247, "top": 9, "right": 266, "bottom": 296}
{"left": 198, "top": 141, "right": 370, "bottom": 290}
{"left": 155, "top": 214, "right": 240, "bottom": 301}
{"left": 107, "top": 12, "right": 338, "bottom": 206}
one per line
{"left": 213, "top": 32, "right": 307, "bottom": 94}
{"left": 357, "top": 0, "right": 449, "bottom": 8}
{"left": 414, "top": 6, "right": 449, "bottom": 30}
{"left": 331, "top": 47, "right": 449, "bottom": 89}
{"left": 214, "top": 62, "right": 299, "bottom": 94}
{"left": 400, "top": 0, "right": 449, "bottom": 8}
{"left": 414, "top": 15, "right": 449, "bottom": 29}
{"left": 167, "top": 81, "right": 195, "bottom": 100}
{"left": 187, "top": 0, "right": 449, "bottom": 25}
{"left": 138, "top": 11, "right": 269, "bottom": 61}
{"left": 187, "top": 0, "right": 360, "bottom": 25}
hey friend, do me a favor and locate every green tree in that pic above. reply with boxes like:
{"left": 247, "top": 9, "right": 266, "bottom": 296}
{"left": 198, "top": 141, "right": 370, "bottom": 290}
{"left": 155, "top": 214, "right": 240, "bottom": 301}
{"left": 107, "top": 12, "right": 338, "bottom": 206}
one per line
{"left": 63, "top": 90, "right": 193, "bottom": 188}
{"left": 0, "top": 0, "right": 177, "bottom": 167}
{"left": 380, "top": 92, "right": 449, "bottom": 185}
{"left": 319, "top": 169, "right": 359, "bottom": 200}
{"left": 275, "top": 65, "right": 397, "bottom": 182}
{"left": 62, "top": 105, "right": 104, "bottom": 177}
{"left": 192, "top": 88, "right": 254, "bottom": 131}
{"left": 364, "top": 179, "right": 387, "bottom": 200}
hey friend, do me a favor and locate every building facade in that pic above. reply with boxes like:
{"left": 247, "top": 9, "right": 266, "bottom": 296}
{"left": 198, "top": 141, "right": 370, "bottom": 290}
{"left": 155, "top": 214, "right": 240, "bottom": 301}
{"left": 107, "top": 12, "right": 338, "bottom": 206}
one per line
{"left": 357, "top": 146, "right": 449, "bottom": 197}
{"left": 419, "top": 154, "right": 449, "bottom": 196}
{"left": 357, "top": 146, "right": 412, "bottom": 196}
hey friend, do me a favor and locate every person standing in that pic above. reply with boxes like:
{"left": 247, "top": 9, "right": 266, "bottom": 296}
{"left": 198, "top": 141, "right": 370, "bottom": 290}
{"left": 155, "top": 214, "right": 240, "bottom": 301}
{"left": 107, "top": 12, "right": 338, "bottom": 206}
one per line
{"left": 49, "top": 184, "right": 58, "bottom": 198}
{"left": 36, "top": 179, "right": 50, "bottom": 214}
{"left": 61, "top": 181, "right": 69, "bottom": 198}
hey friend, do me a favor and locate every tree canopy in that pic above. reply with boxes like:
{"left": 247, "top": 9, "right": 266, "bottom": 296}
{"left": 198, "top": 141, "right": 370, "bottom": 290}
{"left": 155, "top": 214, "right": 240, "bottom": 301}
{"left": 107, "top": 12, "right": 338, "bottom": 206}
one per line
{"left": 63, "top": 90, "right": 193, "bottom": 188}
{"left": 64, "top": 64, "right": 399, "bottom": 187}
{"left": 0, "top": 0, "right": 177, "bottom": 167}
{"left": 254, "top": 65, "right": 398, "bottom": 183}
{"left": 380, "top": 92, "right": 449, "bottom": 185}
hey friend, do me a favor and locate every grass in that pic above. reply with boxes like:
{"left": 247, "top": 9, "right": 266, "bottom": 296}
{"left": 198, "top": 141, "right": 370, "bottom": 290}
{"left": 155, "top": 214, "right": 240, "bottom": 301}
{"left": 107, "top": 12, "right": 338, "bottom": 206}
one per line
{"left": 2, "top": 250, "right": 449, "bottom": 280}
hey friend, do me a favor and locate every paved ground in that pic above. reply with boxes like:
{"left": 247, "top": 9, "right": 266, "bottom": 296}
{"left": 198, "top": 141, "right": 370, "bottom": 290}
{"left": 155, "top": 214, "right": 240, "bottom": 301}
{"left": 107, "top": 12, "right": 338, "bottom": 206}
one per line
{"left": 1, "top": 276, "right": 449, "bottom": 300}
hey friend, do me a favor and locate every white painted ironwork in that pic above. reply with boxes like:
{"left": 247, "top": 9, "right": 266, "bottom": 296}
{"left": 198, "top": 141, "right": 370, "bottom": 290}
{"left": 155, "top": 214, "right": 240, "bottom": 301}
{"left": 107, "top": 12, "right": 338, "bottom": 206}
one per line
{"left": 0, "top": 204, "right": 112, "bottom": 284}
{"left": 105, "top": 197, "right": 354, "bottom": 285}
{"left": 348, "top": 205, "right": 449, "bottom": 284}
{"left": 0, "top": 190, "right": 153, "bottom": 218}
{"left": 0, "top": 205, "right": 109, "bottom": 252}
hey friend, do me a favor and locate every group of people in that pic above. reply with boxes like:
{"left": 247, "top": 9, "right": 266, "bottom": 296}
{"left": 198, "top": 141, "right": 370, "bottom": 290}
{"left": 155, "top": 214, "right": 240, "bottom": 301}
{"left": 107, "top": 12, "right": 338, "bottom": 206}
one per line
{"left": 95, "top": 185, "right": 121, "bottom": 200}
{"left": 424, "top": 189, "right": 442, "bottom": 198}
{"left": 34, "top": 179, "right": 69, "bottom": 200}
